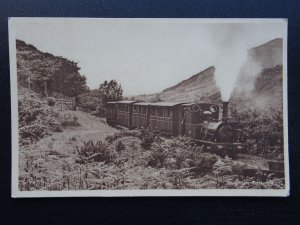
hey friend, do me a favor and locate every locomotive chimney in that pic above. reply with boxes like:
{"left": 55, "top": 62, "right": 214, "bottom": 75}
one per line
{"left": 222, "top": 101, "right": 229, "bottom": 120}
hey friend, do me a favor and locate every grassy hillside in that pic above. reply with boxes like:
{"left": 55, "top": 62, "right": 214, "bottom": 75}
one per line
{"left": 16, "top": 39, "right": 87, "bottom": 97}
{"left": 18, "top": 87, "right": 80, "bottom": 146}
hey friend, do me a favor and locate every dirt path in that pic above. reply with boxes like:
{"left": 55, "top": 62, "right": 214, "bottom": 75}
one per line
{"left": 36, "top": 110, "right": 116, "bottom": 154}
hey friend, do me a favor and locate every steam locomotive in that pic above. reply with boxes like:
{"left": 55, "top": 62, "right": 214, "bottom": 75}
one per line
{"left": 106, "top": 100, "right": 245, "bottom": 158}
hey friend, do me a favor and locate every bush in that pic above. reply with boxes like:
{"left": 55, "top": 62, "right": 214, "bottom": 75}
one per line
{"left": 18, "top": 96, "right": 64, "bottom": 145}
{"left": 75, "top": 140, "right": 115, "bottom": 164}
{"left": 139, "top": 127, "right": 158, "bottom": 150}
{"left": 147, "top": 136, "right": 218, "bottom": 174}
{"left": 19, "top": 123, "right": 49, "bottom": 145}
{"left": 115, "top": 140, "right": 125, "bottom": 152}
{"left": 147, "top": 143, "right": 169, "bottom": 168}
{"left": 77, "top": 90, "right": 100, "bottom": 113}
{"left": 47, "top": 97, "right": 56, "bottom": 106}
{"left": 230, "top": 102, "right": 283, "bottom": 156}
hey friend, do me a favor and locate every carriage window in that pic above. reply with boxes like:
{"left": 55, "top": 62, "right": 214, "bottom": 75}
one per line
{"left": 133, "top": 106, "right": 138, "bottom": 113}
{"left": 119, "top": 105, "right": 128, "bottom": 112}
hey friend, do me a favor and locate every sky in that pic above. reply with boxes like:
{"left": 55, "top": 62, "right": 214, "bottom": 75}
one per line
{"left": 11, "top": 18, "right": 286, "bottom": 96}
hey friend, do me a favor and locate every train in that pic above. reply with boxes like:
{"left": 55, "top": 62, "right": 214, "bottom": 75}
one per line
{"left": 106, "top": 100, "right": 245, "bottom": 158}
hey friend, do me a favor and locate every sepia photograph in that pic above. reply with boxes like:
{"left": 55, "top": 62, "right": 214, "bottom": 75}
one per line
{"left": 9, "top": 18, "right": 288, "bottom": 197}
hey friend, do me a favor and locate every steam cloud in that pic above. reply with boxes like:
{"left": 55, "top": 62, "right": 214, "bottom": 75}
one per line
{"left": 208, "top": 24, "right": 249, "bottom": 101}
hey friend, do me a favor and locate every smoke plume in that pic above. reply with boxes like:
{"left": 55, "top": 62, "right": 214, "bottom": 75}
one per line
{"left": 208, "top": 24, "right": 252, "bottom": 101}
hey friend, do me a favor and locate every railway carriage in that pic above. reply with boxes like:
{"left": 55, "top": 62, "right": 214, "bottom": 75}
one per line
{"left": 132, "top": 102, "right": 151, "bottom": 129}
{"left": 114, "top": 100, "right": 138, "bottom": 129}
{"left": 148, "top": 102, "right": 182, "bottom": 136}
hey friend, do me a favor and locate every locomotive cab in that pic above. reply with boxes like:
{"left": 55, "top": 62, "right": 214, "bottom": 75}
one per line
{"left": 179, "top": 102, "right": 219, "bottom": 139}
{"left": 200, "top": 101, "right": 236, "bottom": 143}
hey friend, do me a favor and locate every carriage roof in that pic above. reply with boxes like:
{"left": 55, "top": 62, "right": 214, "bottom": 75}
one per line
{"left": 181, "top": 102, "right": 218, "bottom": 106}
{"left": 114, "top": 100, "right": 140, "bottom": 104}
{"left": 133, "top": 102, "right": 151, "bottom": 106}
{"left": 148, "top": 102, "right": 183, "bottom": 107}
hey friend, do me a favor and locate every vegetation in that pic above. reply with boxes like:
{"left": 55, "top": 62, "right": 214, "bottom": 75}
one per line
{"left": 77, "top": 80, "right": 123, "bottom": 117}
{"left": 115, "top": 140, "right": 125, "bottom": 152}
{"left": 139, "top": 126, "right": 158, "bottom": 149}
{"left": 99, "top": 80, "right": 123, "bottom": 103}
{"left": 77, "top": 89, "right": 100, "bottom": 112}
{"left": 75, "top": 140, "right": 116, "bottom": 164}
{"left": 19, "top": 126, "right": 284, "bottom": 191}
{"left": 17, "top": 40, "right": 88, "bottom": 98}
{"left": 18, "top": 88, "right": 80, "bottom": 146}
{"left": 230, "top": 100, "right": 283, "bottom": 157}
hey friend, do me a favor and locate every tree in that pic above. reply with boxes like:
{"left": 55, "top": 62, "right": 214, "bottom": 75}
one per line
{"left": 99, "top": 80, "right": 123, "bottom": 104}
{"left": 16, "top": 40, "right": 88, "bottom": 97}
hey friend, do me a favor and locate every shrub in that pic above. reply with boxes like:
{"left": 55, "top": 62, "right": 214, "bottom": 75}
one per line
{"left": 47, "top": 97, "right": 56, "bottom": 106}
{"left": 75, "top": 140, "right": 115, "bottom": 164}
{"left": 19, "top": 123, "right": 49, "bottom": 145}
{"left": 18, "top": 96, "right": 63, "bottom": 145}
{"left": 147, "top": 143, "right": 169, "bottom": 168}
{"left": 115, "top": 140, "right": 125, "bottom": 152}
{"left": 139, "top": 127, "right": 158, "bottom": 150}
{"left": 147, "top": 136, "right": 218, "bottom": 175}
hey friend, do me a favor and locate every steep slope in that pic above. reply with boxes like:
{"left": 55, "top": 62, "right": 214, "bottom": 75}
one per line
{"left": 232, "top": 38, "right": 283, "bottom": 107}
{"left": 16, "top": 39, "right": 87, "bottom": 97}
{"left": 134, "top": 66, "right": 221, "bottom": 103}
